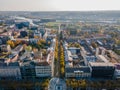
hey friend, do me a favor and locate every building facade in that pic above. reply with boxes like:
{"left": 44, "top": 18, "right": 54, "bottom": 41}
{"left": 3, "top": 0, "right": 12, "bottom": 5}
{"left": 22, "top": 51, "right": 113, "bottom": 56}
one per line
{"left": 0, "top": 66, "right": 21, "bottom": 80}
{"left": 35, "top": 65, "right": 51, "bottom": 78}
{"left": 65, "top": 67, "right": 91, "bottom": 79}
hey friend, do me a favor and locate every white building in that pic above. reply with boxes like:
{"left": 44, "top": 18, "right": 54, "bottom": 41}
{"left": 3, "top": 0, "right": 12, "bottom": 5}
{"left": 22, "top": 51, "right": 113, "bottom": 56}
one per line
{"left": 65, "top": 67, "right": 91, "bottom": 78}
{"left": 114, "top": 69, "right": 120, "bottom": 79}
{"left": 35, "top": 65, "right": 51, "bottom": 77}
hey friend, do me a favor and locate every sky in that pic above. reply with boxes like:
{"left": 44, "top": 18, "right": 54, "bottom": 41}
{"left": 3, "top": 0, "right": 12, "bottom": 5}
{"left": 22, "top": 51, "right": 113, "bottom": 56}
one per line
{"left": 0, "top": 0, "right": 120, "bottom": 11}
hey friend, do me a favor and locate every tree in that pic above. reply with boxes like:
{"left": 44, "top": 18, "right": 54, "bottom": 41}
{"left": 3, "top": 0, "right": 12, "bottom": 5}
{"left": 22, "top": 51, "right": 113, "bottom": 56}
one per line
{"left": 25, "top": 46, "right": 32, "bottom": 52}
{"left": 37, "top": 40, "right": 41, "bottom": 45}
{"left": 47, "top": 41, "right": 51, "bottom": 46}
{"left": 74, "top": 43, "right": 81, "bottom": 48}
{"left": 66, "top": 79, "right": 87, "bottom": 88}
{"left": 40, "top": 39, "right": 46, "bottom": 44}
{"left": 7, "top": 40, "right": 15, "bottom": 48}
{"left": 91, "top": 42, "right": 97, "bottom": 48}
{"left": 61, "top": 67, "right": 65, "bottom": 76}
{"left": 14, "top": 40, "right": 22, "bottom": 46}
{"left": 41, "top": 79, "right": 49, "bottom": 87}
{"left": 60, "top": 42, "right": 65, "bottom": 78}
{"left": 34, "top": 36, "right": 39, "bottom": 39}
{"left": 54, "top": 39, "right": 58, "bottom": 61}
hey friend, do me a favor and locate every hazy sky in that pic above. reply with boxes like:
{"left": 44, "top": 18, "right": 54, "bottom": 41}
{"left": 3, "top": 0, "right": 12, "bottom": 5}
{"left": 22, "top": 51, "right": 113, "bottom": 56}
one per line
{"left": 0, "top": 0, "right": 120, "bottom": 11}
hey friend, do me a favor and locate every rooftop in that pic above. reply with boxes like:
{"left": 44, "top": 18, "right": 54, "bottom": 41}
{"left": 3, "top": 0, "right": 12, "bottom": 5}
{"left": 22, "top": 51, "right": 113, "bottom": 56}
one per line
{"left": 89, "top": 62, "right": 114, "bottom": 67}
{"left": 13, "top": 45, "right": 23, "bottom": 51}
{"left": 98, "top": 55, "right": 109, "bottom": 63}
{"left": 68, "top": 47, "right": 80, "bottom": 50}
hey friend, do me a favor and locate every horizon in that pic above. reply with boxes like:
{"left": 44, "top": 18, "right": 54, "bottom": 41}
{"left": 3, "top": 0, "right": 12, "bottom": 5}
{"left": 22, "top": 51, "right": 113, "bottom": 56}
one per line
{"left": 1, "top": 10, "right": 120, "bottom": 12}
{"left": 0, "top": 0, "right": 120, "bottom": 11}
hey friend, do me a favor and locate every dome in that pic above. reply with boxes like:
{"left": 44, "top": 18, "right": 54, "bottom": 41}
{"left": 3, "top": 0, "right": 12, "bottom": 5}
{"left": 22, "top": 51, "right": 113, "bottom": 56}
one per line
{"left": 48, "top": 78, "right": 66, "bottom": 90}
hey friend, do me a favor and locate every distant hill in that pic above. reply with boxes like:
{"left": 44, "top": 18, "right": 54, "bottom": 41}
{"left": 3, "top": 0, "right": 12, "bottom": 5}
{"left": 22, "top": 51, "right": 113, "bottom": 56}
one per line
{"left": 0, "top": 11, "right": 120, "bottom": 21}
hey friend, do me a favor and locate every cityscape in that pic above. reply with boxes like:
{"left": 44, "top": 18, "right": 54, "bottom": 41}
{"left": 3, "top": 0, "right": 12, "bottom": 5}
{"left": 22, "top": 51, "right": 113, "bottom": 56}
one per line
{"left": 0, "top": 11, "right": 120, "bottom": 90}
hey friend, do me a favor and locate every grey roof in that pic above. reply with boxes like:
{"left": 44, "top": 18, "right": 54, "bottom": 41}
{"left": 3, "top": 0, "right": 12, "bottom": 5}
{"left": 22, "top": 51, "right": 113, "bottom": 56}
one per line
{"left": 89, "top": 62, "right": 114, "bottom": 67}
{"left": 21, "top": 60, "right": 35, "bottom": 67}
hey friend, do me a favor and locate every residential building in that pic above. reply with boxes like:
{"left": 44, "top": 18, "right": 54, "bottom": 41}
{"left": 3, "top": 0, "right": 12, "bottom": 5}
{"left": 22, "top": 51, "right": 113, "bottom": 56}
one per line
{"left": 65, "top": 67, "right": 91, "bottom": 79}
{"left": 20, "top": 60, "right": 35, "bottom": 80}
{"left": 35, "top": 62, "right": 51, "bottom": 78}
{"left": 0, "top": 45, "right": 11, "bottom": 52}
{"left": 0, "top": 62, "right": 21, "bottom": 80}
{"left": 89, "top": 62, "right": 115, "bottom": 78}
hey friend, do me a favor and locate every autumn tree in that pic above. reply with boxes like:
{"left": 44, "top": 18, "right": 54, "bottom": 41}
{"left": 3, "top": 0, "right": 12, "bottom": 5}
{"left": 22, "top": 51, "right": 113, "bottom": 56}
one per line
{"left": 54, "top": 39, "right": 58, "bottom": 61}
{"left": 60, "top": 41, "right": 65, "bottom": 78}
{"left": 25, "top": 46, "right": 32, "bottom": 52}
{"left": 91, "top": 42, "right": 97, "bottom": 48}
{"left": 7, "top": 40, "right": 15, "bottom": 48}
{"left": 14, "top": 40, "right": 22, "bottom": 46}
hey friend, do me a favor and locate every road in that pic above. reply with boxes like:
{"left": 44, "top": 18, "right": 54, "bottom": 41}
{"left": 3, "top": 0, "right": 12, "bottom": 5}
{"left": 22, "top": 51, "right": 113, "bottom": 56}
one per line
{"left": 48, "top": 29, "right": 66, "bottom": 90}
{"left": 54, "top": 29, "right": 61, "bottom": 78}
